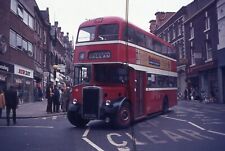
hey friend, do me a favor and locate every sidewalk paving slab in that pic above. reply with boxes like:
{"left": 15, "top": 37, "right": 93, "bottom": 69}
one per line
{"left": 1, "top": 101, "right": 66, "bottom": 119}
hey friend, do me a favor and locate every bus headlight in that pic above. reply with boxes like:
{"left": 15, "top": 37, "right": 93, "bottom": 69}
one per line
{"left": 105, "top": 100, "right": 111, "bottom": 106}
{"left": 72, "top": 99, "right": 78, "bottom": 105}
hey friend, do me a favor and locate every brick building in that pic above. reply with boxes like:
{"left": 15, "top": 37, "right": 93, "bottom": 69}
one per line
{"left": 216, "top": 0, "right": 225, "bottom": 103}
{"left": 185, "top": 0, "right": 218, "bottom": 102}
{"left": 0, "top": 0, "right": 74, "bottom": 102}
{"left": 149, "top": 0, "right": 221, "bottom": 102}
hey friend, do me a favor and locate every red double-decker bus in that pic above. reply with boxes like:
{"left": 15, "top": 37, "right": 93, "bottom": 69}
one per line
{"left": 67, "top": 17, "right": 177, "bottom": 128}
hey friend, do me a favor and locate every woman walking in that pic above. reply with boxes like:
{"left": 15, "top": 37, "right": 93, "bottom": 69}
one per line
{"left": 0, "top": 89, "right": 6, "bottom": 118}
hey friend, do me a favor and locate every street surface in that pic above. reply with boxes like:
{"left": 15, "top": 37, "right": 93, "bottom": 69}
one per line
{"left": 0, "top": 101, "right": 225, "bottom": 151}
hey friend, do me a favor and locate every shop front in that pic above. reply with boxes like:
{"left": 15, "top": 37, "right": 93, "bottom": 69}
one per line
{"left": 14, "top": 64, "right": 34, "bottom": 103}
{"left": 0, "top": 61, "right": 14, "bottom": 91}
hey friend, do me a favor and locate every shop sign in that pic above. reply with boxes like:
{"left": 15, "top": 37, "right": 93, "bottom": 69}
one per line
{"left": 14, "top": 64, "right": 33, "bottom": 79}
{"left": 0, "top": 61, "right": 14, "bottom": 73}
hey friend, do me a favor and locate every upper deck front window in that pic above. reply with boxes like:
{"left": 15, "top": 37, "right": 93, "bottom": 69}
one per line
{"left": 97, "top": 24, "right": 119, "bottom": 41}
{"left": 77, "top": 26, "right": 96, "bottom": 43}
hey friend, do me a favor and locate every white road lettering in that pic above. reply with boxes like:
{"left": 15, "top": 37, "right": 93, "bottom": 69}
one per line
{"left": 118, "top": 147, "right": 130, "bottom": 151}
{"left": 125, "top": 133, "right": 146, "bottom": 145}
{"left": 140, "top": 131, "right": 167, "bottom": 144}
{"left": 107, "top": 133, "right": 128, "bottom": 147}
{"left": 178, "top": 129, "right": 214, "bottom": 140}
{"left": 162, "top": 129, "right": 192, "bottom": 142}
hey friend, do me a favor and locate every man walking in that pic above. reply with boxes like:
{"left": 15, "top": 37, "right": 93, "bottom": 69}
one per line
{"left": 53, "top": 85, "right": 60, "bottom": 112}
{"left": 5, "top": 86, "right": 19, "bottom": 126}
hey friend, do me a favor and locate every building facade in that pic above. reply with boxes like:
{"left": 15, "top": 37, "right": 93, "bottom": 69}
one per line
{"left": 185, "top": 0, "right": 218, "bottom": 102}
{"left": 216, "top": 0, "right": 225, "bottom": 103}
{"left": 149, "top": 0, "right": 221, "bottom": 102}
{"left": 0, "top": 0, "right": 73, "bottom": 102}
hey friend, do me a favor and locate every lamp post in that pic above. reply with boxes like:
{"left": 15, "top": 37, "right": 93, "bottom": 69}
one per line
{"left": 125, "top": 0, "right": 129, "bottom": 22}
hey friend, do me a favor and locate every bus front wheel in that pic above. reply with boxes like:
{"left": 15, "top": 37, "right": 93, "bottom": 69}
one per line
{"left": 113, "top": 102, "right": 131, "bottom": 128}
{"left": 67, "top": 111, "right": 89, "bottom": 128}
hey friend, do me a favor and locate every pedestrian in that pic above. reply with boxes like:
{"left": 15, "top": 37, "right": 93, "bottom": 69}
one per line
{"left": 5, "top": 86, "right": 19, "bottom": 126}
{"left": 61, "top": 83, "right": 70, "bottom": 112}
{"left": 53, "top": 85, "right": 60, "bottom": 112}
{"left": 46, "top": 83, "right": 53, "bottom": 113}
{"left": 37, "top": 87, "right": 43, "bottom": 101}
{"left": 0, "top": 89, "right": 6, "bottom": 118}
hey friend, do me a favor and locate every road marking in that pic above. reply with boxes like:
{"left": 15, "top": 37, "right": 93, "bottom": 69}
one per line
{"left": 187, "top": 122, "right": 205, "bottom": 130}
{"left": 107, "top": 133, "right": 128, "bottom": 147}
{"left": 207, "top": 130, "right": 225, "bottom": 136}
{"left": 52, "top": 116, "right": 57, "bottom": 120}
{"left": 161, "top": 115, "right": 187, "bottom": 122}
{"left": 0, "top": 125, "right": 54, "bottom": 129}
{"left": 175, "top": 106, "right": 203, "bottom": 113}
{"left": 125, "top": 133, "right": 146, "bottom": 145}
{"left": 82, "top": 127, "right": 104, "bottom": 151}
{"left": 162, "top": 115, "right": 225, "bottom": 137}
{"left": 82, "top": 137, "right": 104, "bottom": 151}
{"left": 82, "top": 127, "right": 90, "bottom": 137}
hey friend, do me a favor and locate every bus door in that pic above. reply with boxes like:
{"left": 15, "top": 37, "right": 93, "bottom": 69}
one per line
{"left": 129, "top": 70, "right": 145, "bottom": 118}
{"left": 135, "top": 71, "right": 145, "bottom": 117}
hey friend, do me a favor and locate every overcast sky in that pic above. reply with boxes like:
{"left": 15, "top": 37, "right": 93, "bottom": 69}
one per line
{"left": 36, "top": 0, "right": 193, "bottom": 40}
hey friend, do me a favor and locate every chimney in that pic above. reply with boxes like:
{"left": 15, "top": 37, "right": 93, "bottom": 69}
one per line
{"left": 149, "top": 20, "right": 157, "bottom": 33}
{"left": 54, "top": 21, "right": 58, "bottom": 27}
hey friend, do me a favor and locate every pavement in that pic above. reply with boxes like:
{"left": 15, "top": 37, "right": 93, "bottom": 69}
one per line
{"left": 1, "top": 100, "right": 66, "bottom": 119}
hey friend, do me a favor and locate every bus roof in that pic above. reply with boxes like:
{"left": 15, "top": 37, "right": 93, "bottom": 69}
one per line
{"left": 79, "top": 16, "right": 174, "bottom": 49}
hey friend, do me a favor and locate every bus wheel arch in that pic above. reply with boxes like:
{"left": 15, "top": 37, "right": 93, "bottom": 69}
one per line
{"left": 162, "top": 95, "right": 169, "bottom": 114}
{"left": 113, "top": 100, "right": 131, "bottom": 128}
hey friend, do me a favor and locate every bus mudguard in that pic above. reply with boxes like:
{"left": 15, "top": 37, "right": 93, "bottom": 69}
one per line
{"left": 102, "top": 97, "right": 127, "bottom": 115}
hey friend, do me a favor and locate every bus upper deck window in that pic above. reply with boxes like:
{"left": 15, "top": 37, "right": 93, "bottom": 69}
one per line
{"left": 97, "top": 24, "right": 118, "bottom": 41}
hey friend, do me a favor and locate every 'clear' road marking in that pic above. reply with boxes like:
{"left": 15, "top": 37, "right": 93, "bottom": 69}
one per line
{"left": 207, "top": 130, "right": 225, "bottom": 136}
{"left": 83, "top": 127, "right": 90, "bottom": 137}
{"left": 0, "top": 125, "right": 54, "bottom": 129}
{"left": 52, "top": 116, "right": 57, "bottom": 120}
{"left": 82, "top": 137, "right": 104, "bottom": 151}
